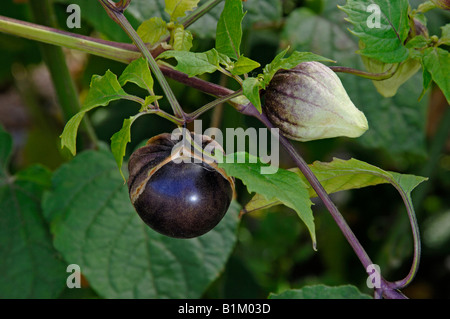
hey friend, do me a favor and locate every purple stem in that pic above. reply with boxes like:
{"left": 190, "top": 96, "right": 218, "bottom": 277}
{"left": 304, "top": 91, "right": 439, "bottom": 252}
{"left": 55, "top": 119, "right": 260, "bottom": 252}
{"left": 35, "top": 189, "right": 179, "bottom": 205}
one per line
{"left": 239, "top": 102, "right": 406, "bottom": 299}
{"left": 160, "top": 65, "right": 235, "bottom": 97}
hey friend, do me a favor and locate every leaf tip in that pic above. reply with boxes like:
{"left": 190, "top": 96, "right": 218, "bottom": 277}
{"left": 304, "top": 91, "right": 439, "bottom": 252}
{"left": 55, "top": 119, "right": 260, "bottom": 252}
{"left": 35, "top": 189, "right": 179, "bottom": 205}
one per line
{"left": 59, "top": 137, "right": 76, "bottom": 156}
{"left": 120, "top": 169, "right": 127, "bottom": 184}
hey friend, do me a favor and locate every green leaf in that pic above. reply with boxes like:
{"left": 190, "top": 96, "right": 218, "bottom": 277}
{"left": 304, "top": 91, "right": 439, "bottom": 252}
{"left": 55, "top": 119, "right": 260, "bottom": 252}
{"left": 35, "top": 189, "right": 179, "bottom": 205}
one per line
{"left": 419, "top": 64, "right": 433, "bottom": 101}
{"left": 82, "top": 71, "right": 134, "bottom": 112}
{"left": 171, "top": 25, "right": 193, "bottom": 51}
{"left": 59, "top": 112, "right": 86, "bottom": 156}
{"left": 282, "top": 5, "right": 429, "bottom": 158}
{"left": 339, "top": 0, "right": 410, "bottom": 63}
{"left": 261, "top": 47, "right": 289, "bottom": 82}
{"left": 269, "top": 285, "right": 372, "bottom": 299}
{"left": 165, "top": 0, "right": 200, "bottom": 21}
{"left": 216, "top": 49, "right": 233, "bottom": 68}
{"left": 230, "top": 56, "right": 261, "bottom": 76}
{"left": 262, "top": 49, "right": 333, "bottom": 88}
{"left": 137, "top": 17, "right": 168, "bottom": 45}
{"left": 422, "top": 47, "right": 450, "bottom": 103}
{"left": 157, "top": 49, "right": 219, "bottom": 77}
{"left": 110, "top": 115, "right": 140, "bottom": 182}
{"left": 242, "top": 77, "right": 262, "bottom": 113}
{"left": 244, "top": 158, "right": 427, "bottom": 216}
{"left": 215, "top": 0, "right": 245, "bottom": 59}
{"left": 405, "top": 35, "right": 428, "bottom": 50}
{"left": 141, "top": 95, "right": 163, "bottom": 110}
{"left": 0, "top": 127, "right": 66, "bottom": 298}
{"left": 219, "top": 152, "right": 316, "bottom": 249}
{"left": 43, "top": 150, "right": 240, "bottom": 298}
{"left": 60, "top": 70, "right": 136, "bottom": 155}
{"left": 119, "top": 57, "right": 154, "bottom": 94}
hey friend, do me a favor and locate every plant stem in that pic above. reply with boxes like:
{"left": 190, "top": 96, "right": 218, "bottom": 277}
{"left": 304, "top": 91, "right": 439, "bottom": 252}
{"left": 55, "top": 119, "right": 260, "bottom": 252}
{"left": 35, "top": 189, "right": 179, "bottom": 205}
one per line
{"left": 186, "top": 90, "right": 243, "bottom": 122}
{"left": 28, "top": 0, "right": 98, "bottom": 149}
{"left": 159, "top": 64, "right": 234, "bottom": 97}
{"left": 239, "top": 102, "right": 408, "bottom": 299}
{"left": 145, "top": 109, "right": 185, "bottom": 126}
{"left": 217, "top": 66, "right": 243, "bottom": 85}
{"left": 392, "top": 105, "right": 450, "bottom": 289}
{"left": 390, "top": 192, "right": 421, "bottom": 290}
{"left": 179, "top": 0, "right": 223, "bottom": 29}
{"left": 0, "top": 15, "right": 140, "bottom": 64}
{"left": 241, "top": 103, "right": 374, "bottom": 261}
{"left": 123, "top": 95, "right": 145, "bottom": 105}
{"left": 98, "top": 0, "right": 186, "bottom": 120}
{"left": 0, "top": 15, "right": 235, "bottom": 99}
{"left": 329, "top": 64, "right": 399, "bottom": 81}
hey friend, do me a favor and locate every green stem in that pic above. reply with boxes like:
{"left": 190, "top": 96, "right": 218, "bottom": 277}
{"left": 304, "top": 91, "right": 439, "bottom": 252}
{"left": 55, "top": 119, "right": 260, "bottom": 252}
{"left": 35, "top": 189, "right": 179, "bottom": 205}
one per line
{"left": 143, "top": 109, "right": 185, "bottom": 126}
{"left": 329, "top": 63, "right": 399, "bottom": 81}
{"left": 391, "top": 192, "right": 421, "bottom": 289}
{"left": 217, "top": 66, "right": 243, "bottom": 85}
{"left": 389, "top": 107, "right": 450, "bottom": 289}
{"left": 0, "top": 15, "right": 140, "bottom": 64}
{"left": 186, "top": 90, "right": 243, "bottom": 121}
{"left": 127, "top": 96, "right": 185, "bottom": 126}
{"left": 98, "top": 0, "right": 185, "bottom": 120}
{"left": 179, "top": 0, "right": 223, "bottom": 29}
{"left": 28, "top": 0, "right": 98, "bottom": 148}
{"left": 154, "top": 111, "right": 185, "bottom": 126}
{"left": 122, "top": 95, "right": 145, "bottom": 105}
{"left": 0, "top": 15, "right": 233, "bottom": 100}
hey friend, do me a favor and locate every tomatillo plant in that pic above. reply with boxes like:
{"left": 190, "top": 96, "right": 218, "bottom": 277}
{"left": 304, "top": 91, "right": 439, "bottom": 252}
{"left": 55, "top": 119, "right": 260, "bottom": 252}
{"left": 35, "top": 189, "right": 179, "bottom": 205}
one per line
{"left": 0, "top": 0, "right": 448, "bottom": 300}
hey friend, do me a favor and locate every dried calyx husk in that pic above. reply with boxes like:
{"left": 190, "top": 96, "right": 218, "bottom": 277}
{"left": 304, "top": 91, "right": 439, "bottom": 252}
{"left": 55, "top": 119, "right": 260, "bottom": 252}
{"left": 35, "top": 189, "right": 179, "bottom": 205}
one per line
{"left": 127, "top": 132, "right": 234, "bottom": 239}
{"left": 263, "top": 61, "right": 368, "bottom": 142}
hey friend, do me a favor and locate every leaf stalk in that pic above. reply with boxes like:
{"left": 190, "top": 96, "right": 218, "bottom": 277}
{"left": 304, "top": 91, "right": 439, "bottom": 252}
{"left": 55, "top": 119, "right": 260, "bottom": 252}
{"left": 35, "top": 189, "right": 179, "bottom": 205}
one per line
{"left": 98, "top": 0, "right": 186, "bottom": 120}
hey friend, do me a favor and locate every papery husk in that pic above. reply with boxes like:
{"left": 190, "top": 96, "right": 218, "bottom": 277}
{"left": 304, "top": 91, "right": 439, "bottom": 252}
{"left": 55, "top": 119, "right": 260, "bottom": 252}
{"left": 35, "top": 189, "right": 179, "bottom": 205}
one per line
{"left": 264, "top": 61, "right": 369, "bottom": 142}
